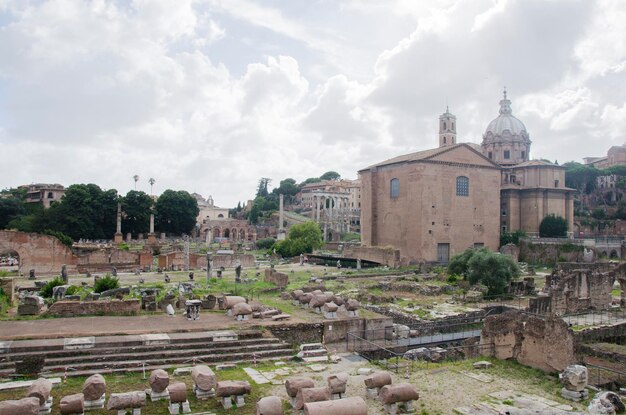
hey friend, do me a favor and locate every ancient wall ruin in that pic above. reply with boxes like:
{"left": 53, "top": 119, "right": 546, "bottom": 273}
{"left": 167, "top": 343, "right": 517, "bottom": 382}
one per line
{"left": 47, "top": 299, "right": 141, "bottom": 317}
{"left": 480, "top": 310, "right": 575, "bottom": 372}
{"left": 0, "top": 230, "right": 78, "bottom": 275}
{"left": 343, "top": 246, "right": 400, "bottom": 268}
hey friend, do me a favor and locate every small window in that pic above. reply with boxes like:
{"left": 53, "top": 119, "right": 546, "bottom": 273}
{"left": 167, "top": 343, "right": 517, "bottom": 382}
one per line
{"left": 443, "top": 121, "right": 447, "bottom": 130}
{"left": 47, "top": 192, "right": 54, "bottom": 199}
{"left": 390, "top": 178, "right": 399, "bottom": 199}
{"left": 217, "top": 214, "right": 224, "bottom": 218}
{"left": 504, "top": 150, "right": 510, "bottom": 159}
{"left": 456, "top": 176, "right": 469, "bottom": 197}
{"left": 521, "top": 151, "right": 526, "bottom": 159}
{"left": 554, "top": 179, "right": 559, "bottom": 188}
{"left": 443, "top": 137, "right": 446, "bottom": 144}
{"left": 474, "top": 243, "right": 484, "bottom": 249}
{"left": 488, "top": 151, "right": 493, "bottom": 160}
{"left": 452, "top": 122, "right": 455, "bottom": 131}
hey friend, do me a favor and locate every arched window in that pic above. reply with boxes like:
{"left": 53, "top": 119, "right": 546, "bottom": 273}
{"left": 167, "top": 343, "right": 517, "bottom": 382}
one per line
{"left": 456, "top": 176, "right": 469, "bottom": 196}
{"left": 390, "top": 178, "right": 399, "bottom": 199}
{"left": 443, "top": 121, "right": 447, "bottom": 130}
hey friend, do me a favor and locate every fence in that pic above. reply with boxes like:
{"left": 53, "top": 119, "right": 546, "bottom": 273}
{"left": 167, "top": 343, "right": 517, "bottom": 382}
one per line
{"left": 586, "top": 363, "right": 626, "bottom": 390}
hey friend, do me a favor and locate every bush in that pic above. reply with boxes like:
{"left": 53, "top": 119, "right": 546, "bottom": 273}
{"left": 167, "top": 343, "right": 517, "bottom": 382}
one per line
{"left": 449, "top": 248, "right": 520, "bottom": 296}
{"left": 118, "top": 243, "right": 130, "bottom": 251}
{"left": 256, "top": 238, "right": 276, "bottom": 250}
{"left": 43, "top": 229, "right": 73, "bottom": 247}
{"left": 65, "top": 285, "right": 79, "bottom": 296}
{"left": 94, "top": 275, "right": 120, "bottom": 293}
{"left": 40, "top": 277, "right": 65, "bottom": 298}
{"left": 539, "top": 214, "right": 568, "bottom": 238}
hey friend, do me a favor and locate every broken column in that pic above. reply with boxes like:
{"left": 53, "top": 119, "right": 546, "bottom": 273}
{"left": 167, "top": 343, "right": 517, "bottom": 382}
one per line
{"left": 168, "top": 381, "right": 190, "bottom": 415}
{"left": 233, "top": 301, "right": 253, "bottom": 321}
{"left": 191, "top": 365, "right": 216, "bottom": 399}
{"left": 106, "top": 391, "right": 146, "bottom": 414}
{"left": 295, "top": 387, "right": 331, "bottom": 411}
{"left": 224, "top": 296, "right": 247, "bottom": 316}
{"left": 148, "top": 369, "right": 170, "bottom": 401}
{"left": 323, "top": 302, "right": 339, "bottom": 319}
{"left": 346, "top": 299, "right": 360, "bottom": 317}
{"left": 284, "top": 377, "right": 315, "bottom": 408}
{"left": 309, "top": 294, "right": 327, "bottom": 313}
{"left": 327, "top": 373, "right": 349, "bottom": 399}
{"left": 560, "top": 364, "right": 589, "bottom": 401}
{"left": 83, "top": 373, "right": 107, "bottom": 409}
{"left": 59, "top": 393, "right": 84, "bottom": 415}
{"left": 379, "top": 383, "right": 420, "bottom": 414}
{"left": 303, "top": 396, "right": 368, "bottom": 415}
{"left": 363, "top": 371, "right": 392, "bottom": 398}
{"left": 0, "top": 397, "right": 40, "bottom": 415}
{"left": 256, "top": 396, "right": 283, "bottom": 415}
{"left": 26, "top": 378, "right": 53, "bottom": 414}
{"left": 185, "top": 299, "right": 202, "bottom": 320}
{"left": 216, "top": 380, "right": 252, "bottom": 409}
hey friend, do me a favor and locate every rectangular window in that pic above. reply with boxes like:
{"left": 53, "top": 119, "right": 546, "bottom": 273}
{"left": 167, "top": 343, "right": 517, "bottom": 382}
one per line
{"left": 473, "top": 243, "right": 484, "bottom": 249}
{"left": 521, "top": 151, "right": 526, "bottom": 159}
{"left": 488, "top": 151, "right": 492, "bottom": 159}
{"left": 504, "top": 150, "right": 510, "bottom": 159}
{"left": 456, "top": 176, "right": 469, "bottom": 196}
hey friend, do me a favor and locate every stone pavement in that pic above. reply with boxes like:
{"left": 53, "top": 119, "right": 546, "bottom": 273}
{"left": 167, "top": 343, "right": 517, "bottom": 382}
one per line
{"left": 0, "top": 312, "right": 306, "bottom": 341}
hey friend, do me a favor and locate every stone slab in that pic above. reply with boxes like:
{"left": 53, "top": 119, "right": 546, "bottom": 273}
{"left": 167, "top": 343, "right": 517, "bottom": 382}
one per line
{"left": 215, "top": 364, "right": 237, "bottom": 371}
{"left": 0, "top": 378, "right": 62, "bottom": 392}
{"left": 303, "top": 356, "right": 329, "bottom": 363}
{"left": 459, "top": 370, "right": 493, "bottom": 383}
{"left": 308, "top": 364, "right": 327, "bottom": 372}
{"left": 174, "top": 367, "right": 194, "bottom": 376}
{"left": 64, "top": 337, "right": 96, "bottom": 350}
{"left": 0, "top": 341, "right": 12, "bottom": 353}
{"left": 243, "top": 367, "right": 270, "bottom": 385}
{"left": 140, "top": 333, "right": 170, "bottom": 345}
{"left": 206, "top": 331, "right": 237, "bottom": 342}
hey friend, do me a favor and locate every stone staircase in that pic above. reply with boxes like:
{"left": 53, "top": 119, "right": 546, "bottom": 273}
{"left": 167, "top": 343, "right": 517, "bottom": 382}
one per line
{"left": 0, "top": 330, "right": 293, "bottom": 378}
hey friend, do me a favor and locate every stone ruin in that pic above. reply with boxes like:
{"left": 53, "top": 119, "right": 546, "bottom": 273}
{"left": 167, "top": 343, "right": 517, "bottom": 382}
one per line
{"left": 559, "top": 364, "right": 588, "bottom": 401}
{"left": 215, "top": 380, "right": 251, "bottom": 409}
{"left": 379, "top": 383, "right": 420, "bottom": 414}
{"left": 480, "top": 310, "right": 575, "bottom": 372}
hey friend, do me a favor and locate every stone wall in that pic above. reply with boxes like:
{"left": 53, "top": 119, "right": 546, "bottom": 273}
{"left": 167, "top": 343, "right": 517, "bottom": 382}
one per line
{"left": 47, "top": 299, "right": 140, "bottom": 317}
{"left": 77, "top": 248, "right": 148, "bottom": 273}
{"left": 518, "top": 239, "right": 587, "bottom": 265}
{"left": 480, "top": 310, "right": 575, "bottom": 372}
{"left": 343, "top": 246, "right": 401, "bottom": 268}
{"left": 269, "top": 323, "right": 324, "bottom": 346}
{"left": 208, "top": 254, "right": 255, "bottom": 269}
{"left": 323, "top": 317, "right": 392, "bottom": 346}
{"left": 540, "top": 268, "right": 614, "bottom": 315}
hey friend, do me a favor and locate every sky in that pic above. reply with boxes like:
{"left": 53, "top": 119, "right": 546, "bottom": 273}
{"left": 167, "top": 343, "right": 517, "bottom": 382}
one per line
{"left": 0, "top": 0, "right": 625, "bottom": 207}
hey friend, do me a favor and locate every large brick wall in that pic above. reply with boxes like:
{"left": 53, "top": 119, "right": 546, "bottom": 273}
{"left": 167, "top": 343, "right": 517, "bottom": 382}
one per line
{"left": 47, "top": 299, "right": 140, "bottom": 317}
{"left": 0, "top": 230, "right": 78, "bottom": 275}
{"left": 343, "top": 246, "right": 401, "bottom": 268}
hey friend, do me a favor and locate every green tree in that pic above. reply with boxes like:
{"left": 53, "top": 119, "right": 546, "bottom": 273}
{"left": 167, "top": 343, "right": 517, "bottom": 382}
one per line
{"left": 274, "top": 221, "right": 323, "bottom": 257}
{"left": 563, "top": 162, "right": 599, "bottom": 194}
{"left": 539, "top": 214, "right": 568, "bottom": 237}
{"left": 0, "top": 196, "right": 26, "bottom": 229}
{"left": 466, "top": 249, "right": 519, "bottom": 296}
{"left": 256, "top": 178, "right": 271, "bottom": 198}
{"left": 320, "top": 171, "right": 341, "bottom": 181}
{"left": 499, "top": 229, "right": 526, "bottom": 247}
{"left": 155, "top": 190, "right": 199, "bottom": 235}
{"left": 447, "top": 248, "right": 477, "bottom": 277}
{"left": 299, "top": 177, "right": 321, "bottom": 187}
{"left": 122, "top": 190, "right": 153, "bottom": 236}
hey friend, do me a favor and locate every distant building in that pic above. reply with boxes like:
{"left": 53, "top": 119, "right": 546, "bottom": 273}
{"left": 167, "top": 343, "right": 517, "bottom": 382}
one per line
{"left": 193, "top": 194, "right": 229, "bottom": 223}
{"left": 20, "top": 183, "right": 65, "bottom": 208}
{"left": 359, "top": 91, "right": 574, "bottom": 264}
{"left": 584, "top": 145, "right": 626, "bottom": 169}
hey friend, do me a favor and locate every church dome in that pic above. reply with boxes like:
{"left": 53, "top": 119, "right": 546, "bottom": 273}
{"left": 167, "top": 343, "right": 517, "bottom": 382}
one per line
{"left": 483, "top": 90, "right": 528, "bottom": 138}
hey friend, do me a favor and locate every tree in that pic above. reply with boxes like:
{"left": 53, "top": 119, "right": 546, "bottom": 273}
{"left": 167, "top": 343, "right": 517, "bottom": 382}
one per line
{"left": 299, "top": 177, "right": 321, "bottom": 187}
{"left": 121, "top": 190, "right": 153, "bottom": 236}
{"left": 539, "top": 214, "right": 568, "bottom": 237}
{"left": 563, "top": 162, "right": 599, "bottom": 194}
{"left": 155, "top": 190, "right": 199, "bottom": 235}
{"left": 466, "top": 249, "right": 519, "bottom": 296}
{"left": 274, "top": 221, "right": 323, "bottom": 257}
{"left": 256, "top": 178, "right": 271, "bottom": 198}
{"left": 0, "top": 196, "right": 26, "bottom": 229}
{"left": 148, "top": 177, "right": 155, "bottom": 195}
{"left": 499, "top": 229, "right": 526, "bottom": 247}
{"left": 133, "top": 174, "right": 139, "bottom": 190}
{"left": 320, "top": 171, "right": 341, "bottom": 181}
{"left": 272, "top": 178, "right": 299, "bottom": 203}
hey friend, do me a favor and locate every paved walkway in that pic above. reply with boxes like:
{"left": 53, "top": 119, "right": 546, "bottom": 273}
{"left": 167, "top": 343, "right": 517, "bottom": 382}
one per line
{"left": 0, "top": 312, "right": 307, "bottom": 341}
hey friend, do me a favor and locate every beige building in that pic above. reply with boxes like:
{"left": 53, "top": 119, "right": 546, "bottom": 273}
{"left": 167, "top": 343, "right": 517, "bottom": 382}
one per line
{"left": 359, "top": 91, "right": 574, "bottom": 264}
{"left": 193, "top": 194, "right": 229, "bottom": 223}
{"left": 584, "top": 144, "right": 626, "bottom": 169}
{"left": 20, "top": 183, "right": 66, "bottom": 208}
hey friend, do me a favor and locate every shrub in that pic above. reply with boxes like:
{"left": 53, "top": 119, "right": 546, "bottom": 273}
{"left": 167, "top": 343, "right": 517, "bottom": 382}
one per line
{"left": 43, "top": 229, "right": 73, "bottom": 247}
{"left": 446, "top": 274, "right": 460, "bottom": 285}
{"left": 65, "top": 285, "right": 79, "bottom": 296}
{"left": 256, "top": 237, "right": 276, "bottom": 250}
{"left": 118, "top": 243, "right": 130, "bottom": 251}
{"left": 94, "top": 275, "right": 120, "bottom": 293}
{"left": 539, "top": 214, "right": 568, "bottom": 238}
{"left": 40, "top": 277, "right": 65, "bottom": 298}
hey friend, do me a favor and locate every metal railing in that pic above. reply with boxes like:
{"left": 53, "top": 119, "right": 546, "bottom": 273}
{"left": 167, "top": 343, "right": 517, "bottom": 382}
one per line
{"left": 586, "top": 363, "right": 626, "bottom": 390}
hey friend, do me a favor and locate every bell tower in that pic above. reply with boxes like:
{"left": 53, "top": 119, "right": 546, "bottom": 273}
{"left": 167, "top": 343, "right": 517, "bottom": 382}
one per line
{"left": 439, "top": 107, "right": 456, "bottom": 147}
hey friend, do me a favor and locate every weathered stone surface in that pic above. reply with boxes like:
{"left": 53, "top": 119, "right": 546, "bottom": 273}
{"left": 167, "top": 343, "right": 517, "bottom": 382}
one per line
{"left": 106, "top": 391, "right": 146, "bottom": 410}
{"left": 292, "top": 290, "right": 304, "bottom": 300}
{"left": 82, "top": 374, "right": 106, "bottom": 400}
{"left": 480, "top": 310, "right": 575, "bottom": 372}
{"left": 588, "top": 391, "right": 625, "bottom": 415}
{"left": 0, "top": 397, "right": 40, "bottom": 415}
{"left": 191, "top": 365, "right": 216, "bottom": 391}
{"left": 285, "top": 377, "right": 315, "bottom": 398}
{"left": 295, "top": 386, "right": 331, "bottom": 410}
{"left": 224, "top": 296, "right": 246, "bottom": 309}
{"left": 47, "top": 299, "right": 140, "bottom": 317}
{"left": 473, "top": 361, "right": 493, "bottom": 369}
{"left": 346, "top": 299, "right": 360, "bottom": 311}
{"left": 327, "top": 372, "right": 349, "bottom": 394}
{"left": 149, "top": 369, "right": 170, "bottom": 393}
{"left": 168, "top": 381, "right": 187, "bottom": 404}
{"left": 215, "top": 380, "right": 251, "bottom": 397}
{"left": 363, "top": 371, "right": 392, "bottom": 389}
{"left": 59, "top": 393, "right": 84, "bottom": 414}
{"left": 233, "top": 302, "right": 253, "bottom": 316}
{"left": 323, "top": 302, "right": 339, "bottom": 313}
{"left": 299, "top": 293, "right": 313, "bottom": 304}
{"left": 26, "top": 377, "right": 52, "bottom": 405}
{"left": 256, "top": 396, "right": 283, "bottom": 415}
{"left": 99, "top": 287, "right": 130, "bottom": 298}
{"left": 309, "top": 294, "right": 327, "bottom": 308}
{"left": 379, "top": 383, "right": 420, "bottom": 404}
{"left": 560, "top": 365, "right": 588, "bottom": 392}
{"left": 303, "top": 397, "right": 368, "bottom": 415}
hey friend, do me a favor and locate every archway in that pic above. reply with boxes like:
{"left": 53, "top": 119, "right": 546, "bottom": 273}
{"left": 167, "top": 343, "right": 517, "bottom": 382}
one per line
{"left": 231, "top": 228, "right": 237, "bottom": 240}
{"left": 0, "top": 249, "right": 20, "bottom": 272}
{"left": 213, "top": 228, "right": 221, "bottom": 238}
{"left": 611, "top": 250, "right": 619, "bottom": 259}
{"left": 223, "top": 228, "right": 230, "bottom": 239}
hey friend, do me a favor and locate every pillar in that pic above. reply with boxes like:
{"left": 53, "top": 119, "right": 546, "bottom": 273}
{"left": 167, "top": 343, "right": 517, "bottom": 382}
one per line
{"left": 114, "top": 202, "right": 123, "bottom": 244}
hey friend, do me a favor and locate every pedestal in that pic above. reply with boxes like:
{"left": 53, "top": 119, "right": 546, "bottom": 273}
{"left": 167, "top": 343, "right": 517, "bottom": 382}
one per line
{"left": 221, "top": 396, "right": 232, "bottom": 409}
{"left": 366, "top": 387, "right": 379, "bottom": 398}
{"left": 38, "top": 396, "right": 53, "bottom": 414}
{"left": 236, "top": 314, "right": 249, "bottom": 321}
{"left": 384, "top": 402, "right": 398, "bottom": 415}
{"left": 84, "top": 395, "right": 105, "bottom": 410}
{"left": 148, "top": 388, "right": 170, "bottom": 402}
{"left": 324, "top": 311, "right": 337, "bottom": 319}
{"left": 113, "top": 232, "right": 123, "bottom": 244}
{"left": 348, "top": 310, "right": 359, "bottom": 317}
{"left": 147, "top": 233, "right": 157, "bottom": 245}
{"left": 193, "top": 385, "right": 215, "bottom": 400}
{"left": 235, "top": 395, "right": 245, "bottom": 407}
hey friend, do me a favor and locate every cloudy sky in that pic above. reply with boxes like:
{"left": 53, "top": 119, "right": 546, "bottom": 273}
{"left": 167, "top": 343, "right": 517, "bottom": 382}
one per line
{"left": 0, "top": 0, "right": 625, "bottom": 207}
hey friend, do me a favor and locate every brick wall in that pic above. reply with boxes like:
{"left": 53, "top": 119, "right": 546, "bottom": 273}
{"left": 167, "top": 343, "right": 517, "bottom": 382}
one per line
{"left": 47, "top": 299, "right": 140, "bottom": 317}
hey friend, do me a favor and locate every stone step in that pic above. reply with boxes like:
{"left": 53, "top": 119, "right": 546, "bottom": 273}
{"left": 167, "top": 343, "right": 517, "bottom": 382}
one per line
{"left": 41, "top": 347, "right": 295, "bottom": 376}
{"left": 0, "top": 337, "right": 282, "bottom": 365}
